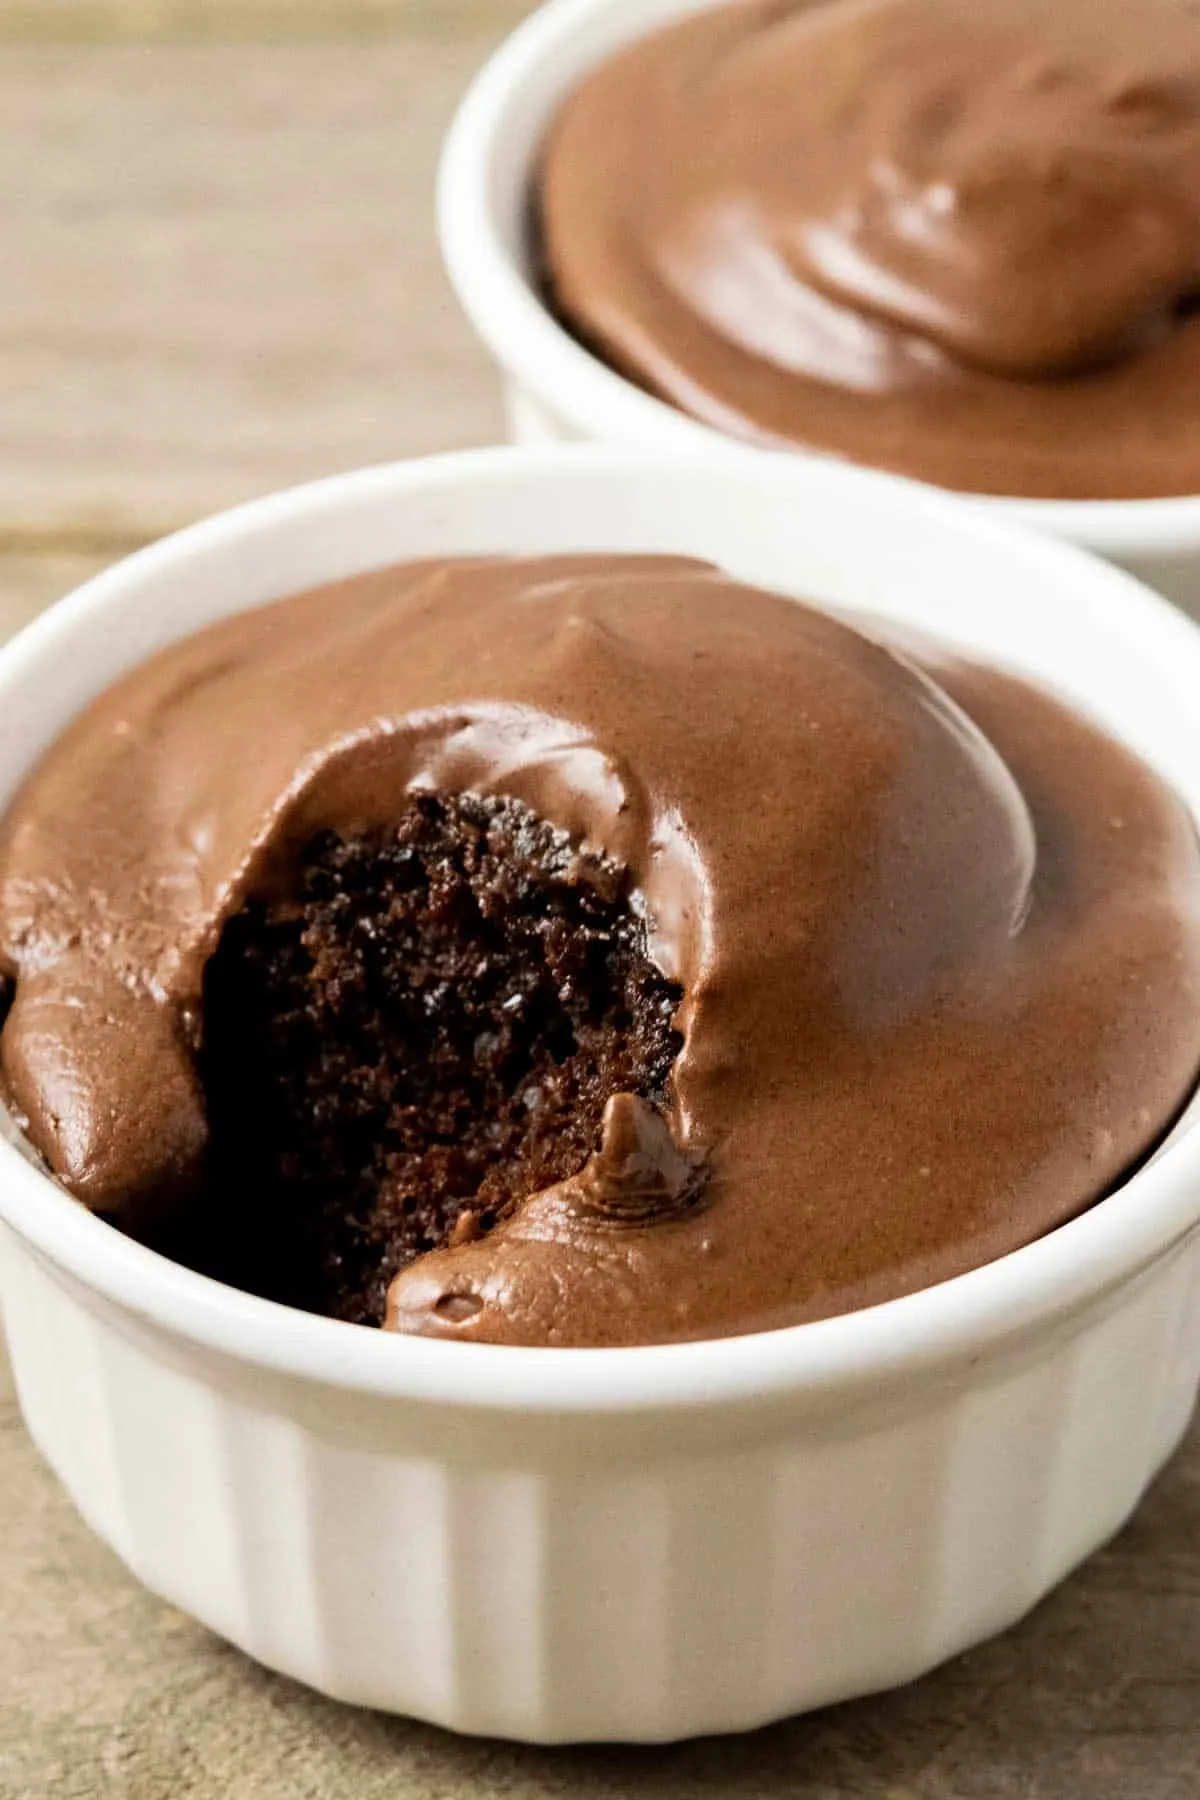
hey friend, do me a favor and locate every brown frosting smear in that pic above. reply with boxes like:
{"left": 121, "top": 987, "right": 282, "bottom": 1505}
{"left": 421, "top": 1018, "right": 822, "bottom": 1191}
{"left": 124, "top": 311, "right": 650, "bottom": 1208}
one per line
{"left": 539, "top": 0, "right": 1200, "bottom": 499}
{"left": 1, "top": 555, "right": 1199, "bottom": 1345}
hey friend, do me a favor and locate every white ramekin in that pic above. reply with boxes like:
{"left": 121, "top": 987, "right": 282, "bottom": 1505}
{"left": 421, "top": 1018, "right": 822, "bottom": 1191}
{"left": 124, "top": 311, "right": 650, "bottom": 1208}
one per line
{"left": 438, "top": 0, "right": 1200, "bottom": 619}
{"left": 3, "top": 447, "right": 1200, "bottom": 1745}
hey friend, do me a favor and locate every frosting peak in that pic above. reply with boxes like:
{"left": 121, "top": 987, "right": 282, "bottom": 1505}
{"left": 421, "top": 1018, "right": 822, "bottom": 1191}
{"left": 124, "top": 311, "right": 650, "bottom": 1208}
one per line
{"left": 574, "top": 1094, "right": 709, "bottom": 1224}
{"left": 755, "top": 0, "right": 1200, "bottom": 378}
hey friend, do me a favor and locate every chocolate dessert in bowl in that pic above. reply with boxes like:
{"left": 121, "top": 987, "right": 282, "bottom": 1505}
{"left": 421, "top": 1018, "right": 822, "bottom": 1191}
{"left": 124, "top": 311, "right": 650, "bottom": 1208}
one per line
{"left": 2, "top": 447, "right": 1200, "bottom": 1741}
{"left": 439, "top": 0, "right": 1200, "bottom": 613}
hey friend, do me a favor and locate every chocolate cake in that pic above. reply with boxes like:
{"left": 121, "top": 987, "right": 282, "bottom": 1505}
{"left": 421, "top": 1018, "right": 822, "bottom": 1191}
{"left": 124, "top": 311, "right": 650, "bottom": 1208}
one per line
{"left": 199, "top": 794, "right": 684, "bottom": 1325}
{"left": 1, "top": 554, "right": 1199, "bottom": 1346}
{"left": 538, "top": 0, "right": 1200, "bottom": 499}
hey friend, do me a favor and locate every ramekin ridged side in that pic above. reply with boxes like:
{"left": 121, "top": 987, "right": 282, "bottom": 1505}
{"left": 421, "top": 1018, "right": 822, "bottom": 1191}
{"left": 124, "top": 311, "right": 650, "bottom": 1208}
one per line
{"left": 2, "top": 448, "right": 1200, "bottom": 1743}
{"left": 5, "top": 1224, "right": 1200, "bottom": 1742}
{"left": 436, "top": 0, "right": 1200, "bottom": 620}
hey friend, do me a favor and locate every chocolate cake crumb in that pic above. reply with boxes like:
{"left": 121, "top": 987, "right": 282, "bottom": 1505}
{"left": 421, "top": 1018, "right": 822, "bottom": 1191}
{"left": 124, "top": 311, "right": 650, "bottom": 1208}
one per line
{"left": 193, "top": 791, "right": 683, "bottom": 1325}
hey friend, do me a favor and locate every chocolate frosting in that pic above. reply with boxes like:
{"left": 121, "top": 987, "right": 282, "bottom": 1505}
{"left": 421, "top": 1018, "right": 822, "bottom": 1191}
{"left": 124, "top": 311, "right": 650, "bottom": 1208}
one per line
{"left": 540, "top": 0, "right": 1200, "bottom": 499}
{"left": 1, "top": 555, "right": 1199, "bottom": 1345}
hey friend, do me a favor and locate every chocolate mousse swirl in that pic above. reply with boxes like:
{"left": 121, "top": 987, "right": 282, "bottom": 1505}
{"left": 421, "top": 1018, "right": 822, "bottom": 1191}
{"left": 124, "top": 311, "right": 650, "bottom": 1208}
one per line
{"left": 540, "top": 0, "right": 1200, "bottom": 498}
{"left": 1, "top": 556, "right": 1199, "bottom": 1347}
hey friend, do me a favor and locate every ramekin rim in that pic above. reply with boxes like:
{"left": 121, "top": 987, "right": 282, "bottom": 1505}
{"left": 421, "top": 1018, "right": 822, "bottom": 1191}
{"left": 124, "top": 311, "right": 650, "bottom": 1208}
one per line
{"left": 436, "top": 0, "right": 1200, "bottom": 558}
{"left": 2, "top": 442, "right": 1200, "bottom": 1413}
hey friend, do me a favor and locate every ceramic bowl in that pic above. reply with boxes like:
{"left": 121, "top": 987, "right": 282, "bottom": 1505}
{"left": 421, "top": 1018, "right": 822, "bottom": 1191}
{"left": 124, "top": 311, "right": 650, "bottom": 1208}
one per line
{"left": 3, "top": 448, "right": 1200, "bottom": 1742}
{"left": 438, "top": 0, "right": 1200, "bottom": 618}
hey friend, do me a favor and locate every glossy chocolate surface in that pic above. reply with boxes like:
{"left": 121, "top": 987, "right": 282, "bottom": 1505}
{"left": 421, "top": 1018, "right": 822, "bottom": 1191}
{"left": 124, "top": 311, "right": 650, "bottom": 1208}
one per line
{"left": 540, "top": 0, "right": 1200, "bottom": 498}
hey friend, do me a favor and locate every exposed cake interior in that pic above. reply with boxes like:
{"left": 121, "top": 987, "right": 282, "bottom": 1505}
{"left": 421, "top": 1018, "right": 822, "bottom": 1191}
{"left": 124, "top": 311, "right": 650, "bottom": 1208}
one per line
{"left": 194, "top": 791, "right": 683, "bottom": 1325}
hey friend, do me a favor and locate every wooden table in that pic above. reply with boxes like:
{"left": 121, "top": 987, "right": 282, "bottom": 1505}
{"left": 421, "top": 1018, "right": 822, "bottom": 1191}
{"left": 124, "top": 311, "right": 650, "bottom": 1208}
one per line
{"left": 2, "top": 7, "right": 1199, "bottom": 1795}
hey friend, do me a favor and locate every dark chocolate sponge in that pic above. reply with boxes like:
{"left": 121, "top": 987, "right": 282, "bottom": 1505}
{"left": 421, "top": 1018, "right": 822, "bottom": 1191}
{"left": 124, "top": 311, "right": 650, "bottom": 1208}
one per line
{"left": 193, "top": 792, "right": 682, "bottom": 1326}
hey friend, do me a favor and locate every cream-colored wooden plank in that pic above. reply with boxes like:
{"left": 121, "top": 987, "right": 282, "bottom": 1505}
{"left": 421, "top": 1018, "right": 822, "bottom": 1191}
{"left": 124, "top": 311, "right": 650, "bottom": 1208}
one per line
{"left": 0, "top": 552, "right": 110, "bottom": 643}
{"left": 0, "top": 35, "right": 509, "bottom": 540}
{"left": 0, "top": 1, "right": 536, "bottom": 43}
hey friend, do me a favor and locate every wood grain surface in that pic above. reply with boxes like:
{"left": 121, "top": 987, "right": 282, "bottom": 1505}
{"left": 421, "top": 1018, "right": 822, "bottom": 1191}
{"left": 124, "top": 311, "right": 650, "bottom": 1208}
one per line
{"left": 1, "top": 6, "right": 1198, "bottom": 1797}
{"left": 0, "top": 17, "right": 512, "bottom": 543}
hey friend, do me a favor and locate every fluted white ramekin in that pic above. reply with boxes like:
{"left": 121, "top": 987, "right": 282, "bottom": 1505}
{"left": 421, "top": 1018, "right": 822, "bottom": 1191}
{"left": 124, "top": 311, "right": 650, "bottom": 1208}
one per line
{"left": 3, "top": 447, "right": 1200, "bottom": 1744}
{"left": 438, "top": 0, "right": 1200, "bottom": 619}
